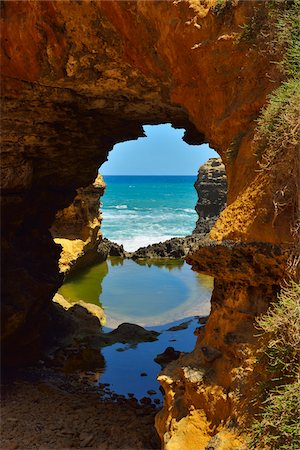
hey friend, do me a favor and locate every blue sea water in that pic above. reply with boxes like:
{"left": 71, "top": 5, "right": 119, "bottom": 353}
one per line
{"left": 101, "top": 175, "right": 198, "bottom": 251}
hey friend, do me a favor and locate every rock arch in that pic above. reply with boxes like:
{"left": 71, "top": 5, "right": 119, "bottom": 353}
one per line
{"left": 1, "top": 0, "right": 296, "bottom": 447}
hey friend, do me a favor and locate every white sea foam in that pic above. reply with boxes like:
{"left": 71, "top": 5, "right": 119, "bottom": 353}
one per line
{"left": 115, "top": 204, "right": 128, "bottom": 209}
{"left": 102, "top": 213, "right": 138, "bottom": 220}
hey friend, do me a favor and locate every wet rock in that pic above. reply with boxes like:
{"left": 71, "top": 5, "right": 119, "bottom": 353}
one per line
{"left": 132, "top": 238, "right": 187, "bottom": 259}
{"left": 154, "top": 347, "right": 181, "bottom": 367}
{"left": 167, "top": 320, "right": 191, "bottom": 331}
{"left": 63, "top": 348, "right": 105, "bottom": 373}
{"left": 102, "top": 323, "right": 160, "bottom": 345}
{"left": 140, "top": 397, "right": 152, "bottom": 405}
{"left": 147, "top": 390, "right": 156, "bottom": 396}
{"left": 130, "top": 233, "right": 210, "bottom": 260}
{"left": 198, "top": 316, "right": 209, "bottom": 325}
{"left": 97, "top": 238, "right": 126, "bottom": 258}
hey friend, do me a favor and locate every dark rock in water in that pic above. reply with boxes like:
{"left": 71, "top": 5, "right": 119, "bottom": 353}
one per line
{"left": 98, "top": 238, "right": 126, "bottom": 258}
{"left": 167, "top": 320, "right": 192, "bottom": 331}
{"left": 154, "top": 346, "right": 181, "bottom": 367}
{"left": 131, "top": 237, "right": 186, "bottom": 259}
{"left": 101, "top": 323, "right": 160, "bottom": 345}
{"left": 147, "top": 389, "right": 156, "bottom": 396}
{"left": 140, "top": 396, "right": 152, "bottom": 405}
{"left": 63, "top": 348, "right": 105, "bottom": 373}
{"left": 198, "top": 316, "right": 209, "bottom": 325}
{"left": 193, "top": 158, "right": 227, "bottom": 234}
{"left": 131, "top": 234, "right": 204, "bottom": 260}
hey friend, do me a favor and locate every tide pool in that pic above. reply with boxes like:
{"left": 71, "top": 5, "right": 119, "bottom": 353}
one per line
{"left": 59, "top": 258, "right": 213, "bottom": 401}
{"left": 59, "top": 258, "right": 213, "bottom": 328}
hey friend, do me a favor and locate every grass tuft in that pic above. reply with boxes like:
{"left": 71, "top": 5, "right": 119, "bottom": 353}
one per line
{"left": 249, "top": 283, "right": 300, "bottom": 449}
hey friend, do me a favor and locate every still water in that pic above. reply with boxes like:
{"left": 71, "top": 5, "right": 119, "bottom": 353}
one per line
{"left": 59, "top": 258, "right": 213, "bottom": 401}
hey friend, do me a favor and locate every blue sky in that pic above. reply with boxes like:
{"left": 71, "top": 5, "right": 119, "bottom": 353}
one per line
{"left": 100, "top": 124, "right": 218, "bottom": 175}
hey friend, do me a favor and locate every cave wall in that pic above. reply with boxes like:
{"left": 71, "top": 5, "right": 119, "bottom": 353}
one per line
{"left": 1, "top": 0, "right": 296, "bottom": 446}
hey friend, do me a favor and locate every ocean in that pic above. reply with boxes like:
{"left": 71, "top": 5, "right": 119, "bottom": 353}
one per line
{"left": 101, "top": 175, "right": 198, "bottom": 251}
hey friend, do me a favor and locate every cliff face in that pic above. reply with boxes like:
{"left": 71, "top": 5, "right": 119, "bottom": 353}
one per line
{"left": 194, "top": 158, "right": 227, "bottom": 234}
{"left": 1, "top": 0, "right": 298, "bottom": 447}
{"left": 51, "top": 174, "right": 106, "bottom": 275}
{"left": 156, "top": 240, "right": 288, "bottom": 448}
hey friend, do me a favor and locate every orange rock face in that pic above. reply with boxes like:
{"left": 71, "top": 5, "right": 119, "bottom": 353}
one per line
{"left": 1, "top": 0, "right": 297, "bottom": 447}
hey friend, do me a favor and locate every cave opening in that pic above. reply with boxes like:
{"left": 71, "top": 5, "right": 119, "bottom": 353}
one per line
{"left": 100, "top": 123, "right": 219, "bottom": 251}
{"left": 2, "top": 1, "right": 295, "bottom": 448}
{"left": 53, "top": 123, "right": 227, "bottom": 403}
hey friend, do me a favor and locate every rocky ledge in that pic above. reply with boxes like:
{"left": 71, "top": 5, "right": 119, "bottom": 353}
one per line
{"left": 51, "top": 174, "right": 106, "bottom": 276}
{"left": 130, "top": 235, "right": 201, "bottom": 259}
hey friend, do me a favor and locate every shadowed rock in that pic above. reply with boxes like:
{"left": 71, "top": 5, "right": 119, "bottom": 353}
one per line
{"left": 154, "top": 347, "right": 181, "bottom": 368}
{"left": 101, "top": 323, "right": 160, "bottom": 345}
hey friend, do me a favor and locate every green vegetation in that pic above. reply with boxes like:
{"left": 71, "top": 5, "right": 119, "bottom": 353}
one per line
{"left": 250, "top": 283, "right": 300, "bottom": 449}
{"left": 237, "top": 7, "right": 267, "bottom": 44}
{"left": 254, "top": 0, "right": 300, "bottom": 233}
{"left": 212, "top": 0, "right": 233, "bottom": 15}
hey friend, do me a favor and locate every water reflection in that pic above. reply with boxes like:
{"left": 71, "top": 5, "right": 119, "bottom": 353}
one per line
{"left": 133, "top": 258, "right": 184, "bottom": 271}
{"left": 59, "top": 260, "right": 108, "bottom": 307}
{"left": 59, "top": 257, "right": 213, "bottom": 401}
{"left": 59, "top": 257, "right": 213, "bottom": 328}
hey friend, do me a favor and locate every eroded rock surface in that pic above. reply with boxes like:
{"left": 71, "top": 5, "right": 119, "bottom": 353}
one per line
{"left": 51, "top": 174, "right": 106, "bottom": 275}
{"left": 194, "top": 157, "right": 227, "bottom": 234}
{"left": 155, "top": 239, "right": 289, "bottom": 448}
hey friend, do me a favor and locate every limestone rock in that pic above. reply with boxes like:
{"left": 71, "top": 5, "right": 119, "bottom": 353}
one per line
{"left": 53, "top": 293, "right": 106, "bottom": 327}
{"left": 193, "top": 158, "right": 227, "bottom": 234}
{"left": 97, "top": 238, "right": 126, "bottom": 259}
{"left": 51, "top": 174, "right": 106, "bottom": 275}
